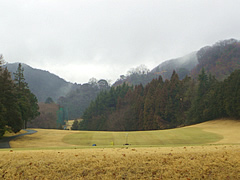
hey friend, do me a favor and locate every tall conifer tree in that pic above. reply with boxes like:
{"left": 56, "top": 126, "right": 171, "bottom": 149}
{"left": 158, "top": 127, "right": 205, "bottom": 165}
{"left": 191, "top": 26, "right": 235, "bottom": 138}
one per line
{"left": 14, "top": 63, "right": 39, "bottom": 129}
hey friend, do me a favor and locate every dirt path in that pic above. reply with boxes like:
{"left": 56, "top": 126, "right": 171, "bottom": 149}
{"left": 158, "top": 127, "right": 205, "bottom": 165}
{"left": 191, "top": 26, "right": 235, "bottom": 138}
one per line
{"left": 0, "top": 129, "right": 37, "bottom": 148}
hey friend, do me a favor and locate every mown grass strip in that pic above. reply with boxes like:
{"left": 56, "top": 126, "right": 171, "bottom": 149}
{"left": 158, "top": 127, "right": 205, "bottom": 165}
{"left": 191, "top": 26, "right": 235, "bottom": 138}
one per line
{"left": 62, "top": 127, "right": 223, "bottom": 147}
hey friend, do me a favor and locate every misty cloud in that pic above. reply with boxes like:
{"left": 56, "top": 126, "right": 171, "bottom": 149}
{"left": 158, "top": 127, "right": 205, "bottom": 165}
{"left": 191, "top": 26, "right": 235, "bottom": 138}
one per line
{"left": 1, "top": 0, "right": 240, "bottom": 83}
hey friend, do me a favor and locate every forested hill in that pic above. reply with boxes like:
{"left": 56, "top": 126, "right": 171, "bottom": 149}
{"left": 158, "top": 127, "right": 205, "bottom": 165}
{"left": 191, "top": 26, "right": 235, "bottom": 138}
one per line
{"left": 153, "top": 39, "right": 240, "bottom": 81}
{"left": 151, "top": 51, "right": 198, "bottom": 80}
{"left": 5, "top": 63, "right": 80, "bottom": 102}
{"left": 191, "top": 39, "right": 240, "bottom": 80}
{"left": 76, "top": 69, "right": 240, "bottom": 131}
{"left": 113, "top": 39, "right": 240, "bottom": 86}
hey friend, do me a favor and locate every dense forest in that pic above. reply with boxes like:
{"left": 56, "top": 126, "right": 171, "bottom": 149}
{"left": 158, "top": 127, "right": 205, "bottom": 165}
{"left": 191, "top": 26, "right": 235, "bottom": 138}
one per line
{"left": 0, "top": 56, "right": 39, "bottom": 137}
{"left": 75, "top": 68, "right": 240, "bottom": 131}
{"left": 58, "top": 79, "right": 110, "bottom": 119}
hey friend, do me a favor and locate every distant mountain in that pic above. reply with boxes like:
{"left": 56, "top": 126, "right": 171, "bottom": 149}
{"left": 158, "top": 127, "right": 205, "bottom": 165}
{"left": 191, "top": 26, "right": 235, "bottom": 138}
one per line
{"left": 112, "top": 51, "right": 198, "bottom": 87}
{"left": 4, "top": 38, "right": 240, "bottom": 110}
{"left": 190, "top": 39, "right": 240, "bottom": 80}
{"left": 152, "top": 39, "right": 240, "bottom": 81}
{"left": 5, "top": 63, "right": 80, "bottom": 102}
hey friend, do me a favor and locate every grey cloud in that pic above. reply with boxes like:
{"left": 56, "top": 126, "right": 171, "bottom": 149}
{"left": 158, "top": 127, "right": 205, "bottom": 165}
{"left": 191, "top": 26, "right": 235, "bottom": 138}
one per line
{"left": 1, "top": 0, "right": 240, "bottom": 83}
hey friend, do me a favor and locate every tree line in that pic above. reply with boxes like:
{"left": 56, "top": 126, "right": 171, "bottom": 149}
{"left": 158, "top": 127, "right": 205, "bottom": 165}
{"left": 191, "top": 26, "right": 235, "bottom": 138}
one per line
{"left": 73, "top": 68, "right": 240, "bottom": 131}
{"left": 0, "top": 56, "right": 39, "bottom": 137}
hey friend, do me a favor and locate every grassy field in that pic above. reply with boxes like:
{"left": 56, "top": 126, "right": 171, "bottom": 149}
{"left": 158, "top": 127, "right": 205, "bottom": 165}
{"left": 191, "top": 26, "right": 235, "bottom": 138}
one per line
{"left": 1, "top": 119, "right": 240, "bottom": 179}
{"left": 9, "top": 128, "right": 80, "bottom": 149}
{"left": 9, "top": 119, "right": 240, "bottom": 149}
{"left": 62, "top": 127, "right": 223, "bottom": 147}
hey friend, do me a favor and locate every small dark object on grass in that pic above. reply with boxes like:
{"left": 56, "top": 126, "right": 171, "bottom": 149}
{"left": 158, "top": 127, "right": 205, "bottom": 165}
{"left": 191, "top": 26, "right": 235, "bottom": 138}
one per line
{"left": 123, "top": 143, "right": 131, "bottom": 146}
{"left": 92, "top": 144, "right": 97, "bottom": 146}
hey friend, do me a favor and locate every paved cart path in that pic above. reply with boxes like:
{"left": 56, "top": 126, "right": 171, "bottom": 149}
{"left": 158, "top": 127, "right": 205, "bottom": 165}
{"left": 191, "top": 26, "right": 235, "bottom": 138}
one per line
{"left": 0, "top": 129, "right": 37, "bottom": 148}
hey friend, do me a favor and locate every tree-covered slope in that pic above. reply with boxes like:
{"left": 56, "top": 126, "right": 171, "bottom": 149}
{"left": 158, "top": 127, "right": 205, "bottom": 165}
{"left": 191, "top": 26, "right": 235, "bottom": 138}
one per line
{"left": 57, "top": 81, "right": 110, "bottom": 120}
{"left": 5, "top": 63, "right": 80, "bottom": 102}
{"left": 151, "top": 52, "right": 198, "bottom": 80}
{"left": 191, "top": 39, "right": 240, "bottom": 80}
{"left": 113, "top": 39, "right": 240, "bottom": 87}
{"left": 76, "top": 69, "right": 240, "bottom": 131}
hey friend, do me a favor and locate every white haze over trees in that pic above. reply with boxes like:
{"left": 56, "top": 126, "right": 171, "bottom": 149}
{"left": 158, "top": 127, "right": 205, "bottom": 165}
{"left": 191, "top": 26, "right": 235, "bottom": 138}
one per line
{"left": 1, "top": 0, "right": 240, "bottom": 83}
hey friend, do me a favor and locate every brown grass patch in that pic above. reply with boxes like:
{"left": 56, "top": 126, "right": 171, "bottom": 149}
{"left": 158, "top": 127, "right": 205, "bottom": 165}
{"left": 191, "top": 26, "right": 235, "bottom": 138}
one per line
{"left": 65, "top": 119, "right": 82, "bottom": 130}
{"left": 0, "top": 145, "right": 240, "bottom": 179}
{"left": 3, "top": 130, "right": 27, "bottom": 137}
{"left": 9, "top": 129, "right": 79, "bottom": 148}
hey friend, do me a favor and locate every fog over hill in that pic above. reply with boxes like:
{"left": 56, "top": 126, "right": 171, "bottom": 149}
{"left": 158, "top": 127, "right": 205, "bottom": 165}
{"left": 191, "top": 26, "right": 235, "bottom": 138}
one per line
{"left": 4, "top": 39, "right": 240, "bottom": 104}
{"left": 5, "top": 63, "right": 80, "bottom": 102}
{"left": 151, "top": 52, "right": 198, "bottom": 80}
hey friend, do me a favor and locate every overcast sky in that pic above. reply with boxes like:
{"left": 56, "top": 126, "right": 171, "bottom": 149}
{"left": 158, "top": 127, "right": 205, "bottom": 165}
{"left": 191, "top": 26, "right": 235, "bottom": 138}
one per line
{"left": 1, "top": 0, "right": 240, "bottom": 84}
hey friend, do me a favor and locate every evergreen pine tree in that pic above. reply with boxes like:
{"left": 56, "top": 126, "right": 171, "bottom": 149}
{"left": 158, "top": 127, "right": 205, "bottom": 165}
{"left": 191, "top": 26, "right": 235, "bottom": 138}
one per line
{"left": 143, "top": 79, "right": 158, "bottom": 130}
{"left": 224, "top": 70, "right": 240, "bottom": 118}
{"left": 14, "top": 63, "right": 39, "bottom": 129}
{"left": 1, "top": 67, "right": 22, "bottom": 133}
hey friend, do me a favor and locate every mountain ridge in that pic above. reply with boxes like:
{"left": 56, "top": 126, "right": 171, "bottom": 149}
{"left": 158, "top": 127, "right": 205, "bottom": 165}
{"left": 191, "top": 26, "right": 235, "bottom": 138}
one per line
{"left": 4, "top": 62, "right": 80, "bottom": 102}
{"left": 4, "top": 38, "right": 240, "bottom": 104}
{"left": 151, "top": 51, "right": 198, "bottom": 80}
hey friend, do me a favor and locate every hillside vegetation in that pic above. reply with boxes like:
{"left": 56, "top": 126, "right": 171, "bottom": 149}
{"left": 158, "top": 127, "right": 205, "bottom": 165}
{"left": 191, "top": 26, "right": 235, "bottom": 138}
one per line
{"left": 191, "top": 39, "right": 240, "bottom": 80}
{"left": 59, "top": 39, "right": 240, "bottom": 124}
{"left": 4, "top": 39, "right": 240, "bottom": 124}
{"left": 114, "top": 39, "right": 240, "bottom": 87}
{"left": 57, "top": 80, "right": 110, "bottom": 119}
{"left": 0, "top": 61, "right": 39, "bottom": 136}
{"left": 27, "top": 103, "right": 59, "bottom": 129}
{"left": 5, "top": 63, "right": 80, "bottom": 102}
{"left": 76, "top": 68, "right": 240, "bottom": 131}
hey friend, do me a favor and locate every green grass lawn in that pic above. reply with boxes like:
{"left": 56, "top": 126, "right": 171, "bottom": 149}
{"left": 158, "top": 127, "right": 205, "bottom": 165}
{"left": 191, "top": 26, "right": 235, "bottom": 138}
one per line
{"left": 63, "top": 127, "right": 223, "bottom": 147}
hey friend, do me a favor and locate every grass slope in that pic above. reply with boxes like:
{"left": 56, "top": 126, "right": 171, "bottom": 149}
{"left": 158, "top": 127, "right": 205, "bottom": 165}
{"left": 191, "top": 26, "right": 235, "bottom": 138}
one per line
{"left": 9, "top": 129, "right": 79, "bottom": 149}
{"left": 191, "top": 119, "right": 240, "bottom": 144}
{"left": 8, "top": 119, "right": 240, "bottom": 149}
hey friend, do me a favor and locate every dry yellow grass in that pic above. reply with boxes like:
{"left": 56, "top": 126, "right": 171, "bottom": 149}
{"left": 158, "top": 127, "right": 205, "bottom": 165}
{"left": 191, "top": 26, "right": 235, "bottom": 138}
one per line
{"left": 190, "top": 119, "right": 240, "bottom": 144}
{"left": 9, "top": 129, "right": 79, "bottom": 148}
{"left": 0, "top": 145, "right": 240, "bottom": 179}
{"left": 2, "top": 120, "right": 240, "bottom": 179}
{"left": 3, "top": 130, "right": 27, "bottom": 137}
